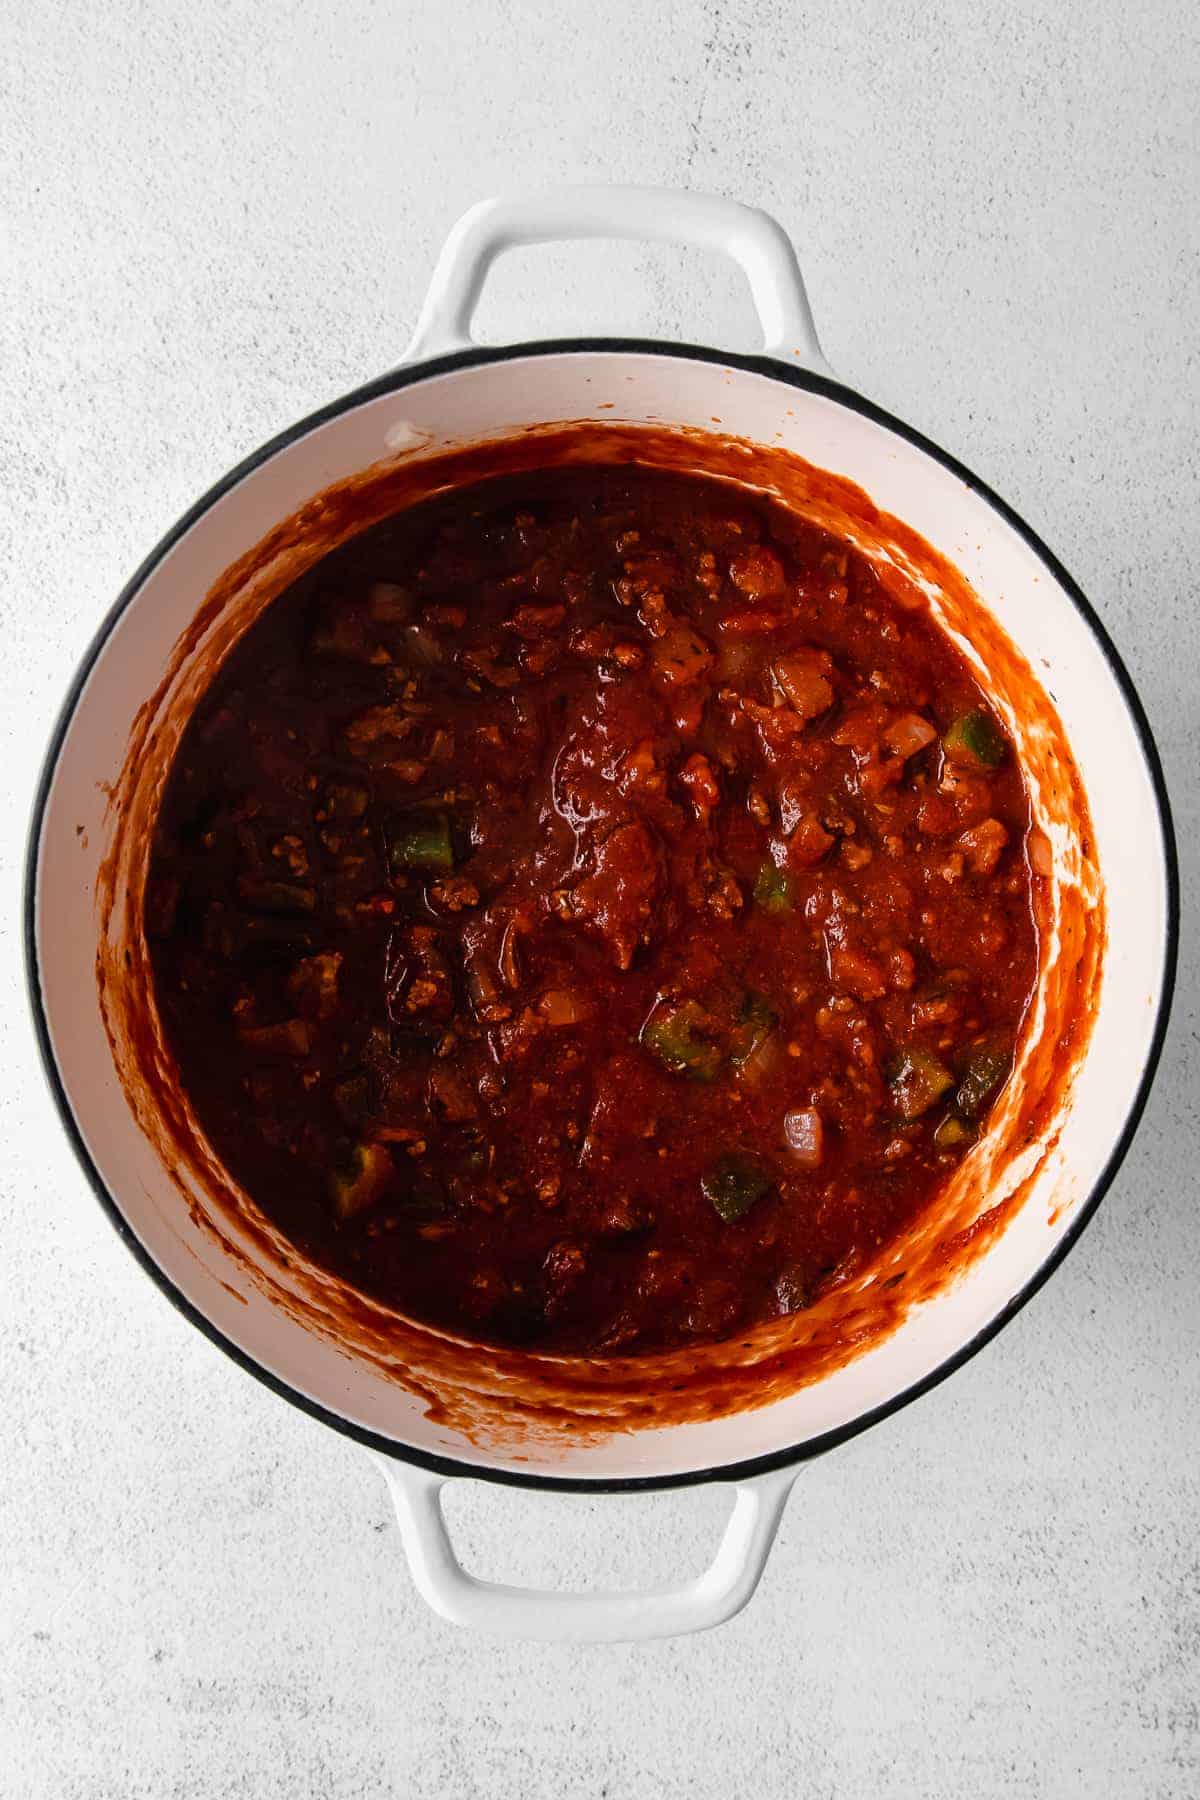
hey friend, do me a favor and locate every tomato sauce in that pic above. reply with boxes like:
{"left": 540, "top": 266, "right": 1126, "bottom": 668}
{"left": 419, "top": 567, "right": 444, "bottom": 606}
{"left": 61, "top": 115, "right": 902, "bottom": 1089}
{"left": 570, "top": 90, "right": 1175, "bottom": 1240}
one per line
{"left": 146, "top": 465, "right": 1039, "bottom": 1354}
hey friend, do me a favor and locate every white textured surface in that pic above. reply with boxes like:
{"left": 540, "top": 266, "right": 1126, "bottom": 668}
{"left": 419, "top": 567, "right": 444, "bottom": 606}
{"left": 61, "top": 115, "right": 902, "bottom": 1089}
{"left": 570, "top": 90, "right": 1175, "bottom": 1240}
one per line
{"left": 2, "top": 1, "right": 1197, "bottom": 1794}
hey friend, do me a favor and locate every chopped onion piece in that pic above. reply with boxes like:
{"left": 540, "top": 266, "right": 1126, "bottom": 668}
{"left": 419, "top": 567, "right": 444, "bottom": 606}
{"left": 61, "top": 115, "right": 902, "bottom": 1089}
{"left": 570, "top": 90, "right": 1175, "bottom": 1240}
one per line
{"left": 1027, "top": 828, "right": 1053, "bottom": 877}
{"left": 783, "top": 1107, "right": 824, "bottom": 1168}
{"left": 882, "top": 712, "right": 938, "bottom": 760}
{"left": 538, "top": 987, "right": 588, "bottom": 1026}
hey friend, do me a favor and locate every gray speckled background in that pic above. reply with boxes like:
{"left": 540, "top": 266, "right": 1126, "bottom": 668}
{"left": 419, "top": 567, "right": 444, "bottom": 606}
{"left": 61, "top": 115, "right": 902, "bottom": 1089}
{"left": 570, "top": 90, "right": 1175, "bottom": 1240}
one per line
{"left": 3, "top": 2, "right": 1198, "bottom": 1795}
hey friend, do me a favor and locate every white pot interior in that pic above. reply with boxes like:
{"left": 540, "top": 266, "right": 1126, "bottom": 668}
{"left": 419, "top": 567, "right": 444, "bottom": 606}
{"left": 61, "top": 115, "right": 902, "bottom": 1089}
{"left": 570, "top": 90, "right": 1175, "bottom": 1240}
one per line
{"left": 33, "top": 348, "right": 1171, "bottom": 1482}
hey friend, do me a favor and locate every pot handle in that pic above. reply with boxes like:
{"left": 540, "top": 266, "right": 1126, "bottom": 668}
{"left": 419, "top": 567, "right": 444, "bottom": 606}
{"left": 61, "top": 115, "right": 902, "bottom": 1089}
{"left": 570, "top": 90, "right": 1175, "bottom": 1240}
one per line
{"left": 403, "top": 185, "right": 829, "bottom": 372}
{"left": 375, "top": 1455, "right": 797, "bottom": 1642}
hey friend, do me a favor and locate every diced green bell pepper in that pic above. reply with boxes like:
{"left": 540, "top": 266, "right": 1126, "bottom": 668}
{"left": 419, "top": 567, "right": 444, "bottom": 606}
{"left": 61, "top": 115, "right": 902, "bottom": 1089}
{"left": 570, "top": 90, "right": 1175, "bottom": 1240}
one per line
{"left": 386, "top": 812, "right": 455, "bottom": 876}
{"left": 888, "top": 1046, "right": 955, "bottom": 1119}
{"left": 702, "top": 1152, "right": 772, "bottom": 1222}
{"left": 956, "top": 1046, "right": 1011, "bottom": 1118}
{"left": 330, "top": 1140, "right": 394, "bottom": 1220}
{"left": 753, "top": 860, "right": 794, "bottom": 913}
{"left": 943, "top": 708, "right": 1006, "bottom": 768}
{"left": 933, "top": 1113, "right": 976, "bottom": 1150}
{"left": 641, "top": 998, "right": 723, "bottom": 1082}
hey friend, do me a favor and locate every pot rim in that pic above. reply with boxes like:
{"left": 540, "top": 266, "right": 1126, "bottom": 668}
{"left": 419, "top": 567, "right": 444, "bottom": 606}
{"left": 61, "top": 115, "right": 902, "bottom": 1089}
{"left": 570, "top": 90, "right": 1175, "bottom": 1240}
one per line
{"left": 24, "top": 337, "right": 1181, "bottom": 1493}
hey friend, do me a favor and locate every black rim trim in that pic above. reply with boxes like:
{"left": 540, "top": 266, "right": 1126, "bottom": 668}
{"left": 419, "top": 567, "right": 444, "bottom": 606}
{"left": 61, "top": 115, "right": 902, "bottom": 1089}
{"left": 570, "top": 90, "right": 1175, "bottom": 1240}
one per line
{"left": 24, "top": 337, "right": 1180, "bottom": 1495}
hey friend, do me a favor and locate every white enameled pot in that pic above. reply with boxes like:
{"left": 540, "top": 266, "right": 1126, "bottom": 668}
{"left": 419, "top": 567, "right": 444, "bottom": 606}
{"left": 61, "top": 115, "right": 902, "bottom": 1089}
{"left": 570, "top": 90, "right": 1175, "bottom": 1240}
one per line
{"left": 27, "top": 188, "right": 1177, "bottom": 1642}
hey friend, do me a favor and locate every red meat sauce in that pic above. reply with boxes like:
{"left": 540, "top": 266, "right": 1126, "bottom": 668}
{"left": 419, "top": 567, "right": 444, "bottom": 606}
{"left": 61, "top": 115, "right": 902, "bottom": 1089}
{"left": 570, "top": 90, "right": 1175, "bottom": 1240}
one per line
{"left": 146, "top": 464, "right": 1039, "bottom": 1355}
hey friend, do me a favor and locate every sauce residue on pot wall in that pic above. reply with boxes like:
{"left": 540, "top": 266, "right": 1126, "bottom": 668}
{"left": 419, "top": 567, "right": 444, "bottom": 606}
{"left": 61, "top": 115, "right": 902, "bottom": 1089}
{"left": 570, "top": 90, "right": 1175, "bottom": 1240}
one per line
{"left": 95, "top": 422, "right": 1103, "bottom": 1452}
